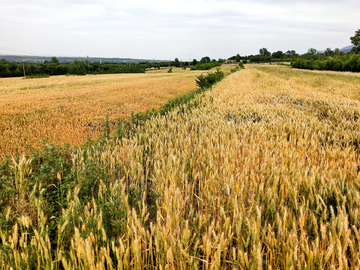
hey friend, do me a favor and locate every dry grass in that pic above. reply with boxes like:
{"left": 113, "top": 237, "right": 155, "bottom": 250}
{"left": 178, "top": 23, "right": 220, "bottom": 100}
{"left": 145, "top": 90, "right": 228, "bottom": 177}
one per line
{"left": 2, "top": 65, "right": 360, "bottom": 269}
{"left": 0, "top": 67, "right": 223, "bottom": 159}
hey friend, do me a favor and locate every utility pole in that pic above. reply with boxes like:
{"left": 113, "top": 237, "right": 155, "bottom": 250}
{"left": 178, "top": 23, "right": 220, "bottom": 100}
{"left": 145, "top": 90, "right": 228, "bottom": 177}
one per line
{"left": 22, "top": 60, "right": 26, "bottom": 77}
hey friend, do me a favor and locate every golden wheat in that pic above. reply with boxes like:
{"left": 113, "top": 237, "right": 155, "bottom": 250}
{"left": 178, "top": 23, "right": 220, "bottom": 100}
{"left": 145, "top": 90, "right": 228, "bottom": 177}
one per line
{"left": 0, "top": 67, "right": 216, "bottom": 160}
{"left": 1, "top": 65, "right": 360, "bottom": 269}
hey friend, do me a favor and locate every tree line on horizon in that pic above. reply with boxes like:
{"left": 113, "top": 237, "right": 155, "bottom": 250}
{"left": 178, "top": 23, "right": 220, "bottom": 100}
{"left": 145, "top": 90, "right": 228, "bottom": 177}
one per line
{"left": 291, "top": 29, "right": 360, "bottom": 72}
{"left": 0, "top": 57, "right": 150, "bottom": 78}
{"left": 226, "top": 29, "right": 360, "bottom": 70}
{"left": 0, "top": 56, "right": 224, "bottom": 78}
{"left": 1, "top": 29, "right": 359, "bottom": 78}
{"left": 0, "top": 55, "right": 227, "bottom": 78}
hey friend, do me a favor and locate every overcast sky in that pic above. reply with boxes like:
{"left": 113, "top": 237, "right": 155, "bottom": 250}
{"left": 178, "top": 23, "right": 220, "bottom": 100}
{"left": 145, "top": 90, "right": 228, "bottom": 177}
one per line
{"left": 1, "top": 0, "right": 359, "bottom": 60}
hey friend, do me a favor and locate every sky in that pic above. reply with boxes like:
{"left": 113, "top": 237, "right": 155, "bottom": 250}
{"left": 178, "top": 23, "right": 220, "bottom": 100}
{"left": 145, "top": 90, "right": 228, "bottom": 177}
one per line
{"left": 1, "top": 0, "right": 360, "bottom": 60}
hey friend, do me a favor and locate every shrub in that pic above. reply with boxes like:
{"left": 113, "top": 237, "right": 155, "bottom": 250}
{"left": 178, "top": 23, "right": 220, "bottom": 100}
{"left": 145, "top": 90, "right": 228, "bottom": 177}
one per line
{"left": 195, "top": 68, "right": 224, "bottom": 89}
{"left": 190, "top": 62, "right": 221, "bottom": 70}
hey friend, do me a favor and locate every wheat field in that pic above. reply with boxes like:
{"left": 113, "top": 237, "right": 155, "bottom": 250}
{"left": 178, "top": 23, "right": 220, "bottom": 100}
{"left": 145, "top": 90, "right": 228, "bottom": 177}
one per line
{"left": 0, "top": 67, "right": 220, "bottom": 160}
{"left": 1, "top": 65, "right": 360, "bottom": 269}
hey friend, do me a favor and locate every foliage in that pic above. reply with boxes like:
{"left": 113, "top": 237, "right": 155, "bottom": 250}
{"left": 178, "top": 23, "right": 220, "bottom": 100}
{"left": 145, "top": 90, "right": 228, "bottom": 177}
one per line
{"left": 195, "top": 68, "right": 224, "bottom": 89}
{"left": 173, "top": 58, "right": 180, "bottom": 67}
{"left": 249, "top": 55, "right": 271, "bottom": 63}
{"left": 285, "top": 50, "right": 297, "bottom": 57}
{"left": 350, "top": 29, "right": 360, "bottom": 52}
{"left": 190, "top": 61, "right": 221, "bottom": 70}
{"left": 324, "top": 48, "right": 335, "bottom": 57}
{"left": 291, "top": 54, "right": 360, "bottom": 72}
{"left": 200, "top": 56, "right": 211, "bottom": 63}
{"left": 67, "top": 60, "right": 87, "bottom": 75}
{"left": 271, "top": 50, "right": 284, "bottom": 59}
{"left": 259, "top": 47, "right": 271, "bottom": 57}
{"left": 0, "top": 59, "right": 146, "bottom": 78}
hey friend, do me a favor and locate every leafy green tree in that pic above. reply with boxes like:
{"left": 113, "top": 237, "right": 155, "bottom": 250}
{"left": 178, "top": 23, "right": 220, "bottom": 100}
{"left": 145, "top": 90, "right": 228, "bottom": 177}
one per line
{"left": 350, "top": 29, "right": 360, "bottom": 54}
{"left": 235, "top": 54, "right": 241, "bottom": 62}
{"left": 350, "top": 29, "right": 360, "bottom": 47}
{"left": 200, "top": 56, "right": 210, "bottom": 63}
{"left": 271, "top": 50, "right": 284, "bottom": 59}
{"left": 0, "top": 59, "right": 9, "bottom": 77}
{"left": 308, "top": 48, "right": 317, "bottom": 56}
{"left": 174, "top": 58, "right": 180, "bottom": 67}
{"left": 259, "top": 48, "right": 271, "bottom": 57}
{"left": 249, "top": 55, "right": 270, "bottom": 63}
{"left": 68, "top": 60, "right": 87, "bottom": 75}
{"left": 285, "top": 50, "right": 297, "bottom": 57}
{"left": 324, "top": 48, "right": 334, "bottom": 57}
{"left": 51, "top": 57, "right": 59, "bottom": 64}
{"left": 301, "top": 48, "right": 317, "bottom": 60}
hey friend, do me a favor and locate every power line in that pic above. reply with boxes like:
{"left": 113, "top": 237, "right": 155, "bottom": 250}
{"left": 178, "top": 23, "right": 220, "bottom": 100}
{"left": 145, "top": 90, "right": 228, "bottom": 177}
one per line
{"left": 0, "top": 45, "right": 39, "bottom": 55}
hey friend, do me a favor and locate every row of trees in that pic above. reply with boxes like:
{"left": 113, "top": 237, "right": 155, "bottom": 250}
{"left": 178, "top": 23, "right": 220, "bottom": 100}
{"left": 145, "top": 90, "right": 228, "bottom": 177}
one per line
{"left": 0, "top": 55, "right": 224, "bottom": 78}
{"left": 291, "top": 29, "right": 360, "bottom": 72}
{"left": 0, "top": 57, "right": 148, "bottom": 78}
{"left": 228, "top": 49, "right": 299, "bottom": 63}
{"left": 291, "top": 54, "right": 360, "bottom": 72}
{"left": 190, "top": 61, "right": 221, "bottom": 70}
{"left": 228, "top": 29, "right": 360, "bottom": 66}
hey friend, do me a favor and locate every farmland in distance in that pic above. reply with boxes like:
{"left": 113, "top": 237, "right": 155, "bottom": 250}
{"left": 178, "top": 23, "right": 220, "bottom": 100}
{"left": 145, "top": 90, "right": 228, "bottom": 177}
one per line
{"left": 0, "top": 67, "right": 232, "bottom": 160}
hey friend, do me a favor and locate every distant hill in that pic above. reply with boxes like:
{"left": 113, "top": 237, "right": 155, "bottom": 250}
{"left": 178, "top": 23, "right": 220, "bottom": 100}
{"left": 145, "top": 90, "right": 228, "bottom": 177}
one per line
{"left": 339, "top": 45, "right": 355, "bottom": 53}
{"left": 316, "top": 45, "right": 355, "bottom": 54}
{"left": 0, "top": 55, "right": 165, "bottom": 64}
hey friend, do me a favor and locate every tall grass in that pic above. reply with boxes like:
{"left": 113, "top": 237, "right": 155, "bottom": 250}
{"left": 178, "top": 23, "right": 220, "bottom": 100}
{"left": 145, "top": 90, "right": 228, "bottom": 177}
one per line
{"left": 1, "top": 65, "right": 360, "bottom": 269}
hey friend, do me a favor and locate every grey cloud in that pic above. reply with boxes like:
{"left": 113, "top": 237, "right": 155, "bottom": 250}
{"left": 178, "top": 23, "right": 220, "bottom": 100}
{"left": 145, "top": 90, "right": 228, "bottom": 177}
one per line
{"left": 1, "top": 0, "right": 360, "bottom": 59}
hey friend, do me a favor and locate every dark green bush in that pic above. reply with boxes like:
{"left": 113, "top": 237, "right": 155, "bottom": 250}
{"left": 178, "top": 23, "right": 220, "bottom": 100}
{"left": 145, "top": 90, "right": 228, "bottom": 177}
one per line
{"left": 190, "top": 62, "right": 221, "bottom": 70}
{"left": 195, "top": 68, "right": 224, "bottom": 89}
